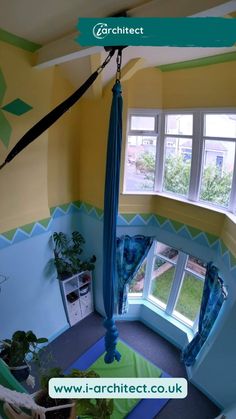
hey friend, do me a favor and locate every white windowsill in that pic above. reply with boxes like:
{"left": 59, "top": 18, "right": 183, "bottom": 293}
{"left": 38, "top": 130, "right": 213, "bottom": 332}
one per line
{"left": 128, "top": 297, "right": 195, "bottom": 343}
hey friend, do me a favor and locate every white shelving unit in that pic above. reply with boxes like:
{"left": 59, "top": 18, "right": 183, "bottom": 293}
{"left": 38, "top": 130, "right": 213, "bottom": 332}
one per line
{"left": 59, "top": 271, "right": 94, "bottom": 326}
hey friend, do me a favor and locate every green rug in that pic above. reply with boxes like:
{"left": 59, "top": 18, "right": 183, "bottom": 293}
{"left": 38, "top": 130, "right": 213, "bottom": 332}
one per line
{"left": 90, "top": 341, "right": 162, "bottom": 419}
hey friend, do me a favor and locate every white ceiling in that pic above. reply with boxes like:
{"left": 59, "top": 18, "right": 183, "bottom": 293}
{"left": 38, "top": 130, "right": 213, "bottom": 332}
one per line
{"left": 60, "top": 45, "right": 236, "bottom": 93}
{"left": 0, "top": 0, "right": 235, "bottom": 44}
{"left": 0, "top": 0, "right": 150, "bottom": 44}
{"left": 0, "top": 0, "right": 235, "bottom": 91}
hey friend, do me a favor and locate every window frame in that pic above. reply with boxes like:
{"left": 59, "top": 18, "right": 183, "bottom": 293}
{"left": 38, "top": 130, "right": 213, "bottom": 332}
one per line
{"left": 129, "top": 240, "right": 206, "bottom": 330}
{"left": 123, "top": 108, "right": 161, "bottom": 194}
{"left": 123, "top": 107, "right": 236, "bottom": 214}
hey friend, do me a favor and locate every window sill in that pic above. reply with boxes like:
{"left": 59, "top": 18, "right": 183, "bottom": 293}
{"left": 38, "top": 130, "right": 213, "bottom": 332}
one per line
{"left": 128, "top": 297, "right": 194, "bottom": 343}
{"left": 121, "top": 190, "right": 236, "bottom": 224}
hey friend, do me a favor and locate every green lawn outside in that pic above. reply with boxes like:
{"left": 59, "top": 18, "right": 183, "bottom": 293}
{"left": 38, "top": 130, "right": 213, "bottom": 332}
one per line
{"left": 151, "top": 269, "right": 204, "bottom": 321}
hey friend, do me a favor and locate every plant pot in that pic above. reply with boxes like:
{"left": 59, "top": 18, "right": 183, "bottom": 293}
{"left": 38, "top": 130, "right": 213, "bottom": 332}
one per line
{"left": 0, "top": 350, "right": 30, "bottom": 382}
{"left": 34, "top": 390, "right": 76, "bottom": 419}
{"left": 9, "top": 362, "right": 30, "bottom": 382}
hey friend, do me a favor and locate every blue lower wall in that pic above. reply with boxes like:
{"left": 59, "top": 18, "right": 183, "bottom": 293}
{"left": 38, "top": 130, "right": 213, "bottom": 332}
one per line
{"left": 1, "top": 203, "right": 236, "bottom": 409}
{"left": 0, "top": 210, "right": 81, "bottom": 341}
{"left": 0, "top": 231, "right": 67, "bottom": 340}
{"left": 76, "top": 209, "right": 236, "bottom": 410}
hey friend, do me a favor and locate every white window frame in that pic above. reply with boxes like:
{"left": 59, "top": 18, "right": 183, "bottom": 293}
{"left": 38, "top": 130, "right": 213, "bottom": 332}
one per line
{"left": 123, "top": 108, "right": 161, "bottom": 194}
{"left": 129, "top": 240, "right": 205, "bottom": 330}
{"left": 161, "top": 110, "right": 194, "bottom": 199}
{"left": 123, "top": 108, "right": 236, "bottom": 214}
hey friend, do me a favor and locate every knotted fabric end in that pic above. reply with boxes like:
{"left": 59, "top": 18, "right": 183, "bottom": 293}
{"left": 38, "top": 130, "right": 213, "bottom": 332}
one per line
{"left": 103, "top": 318, "right": 121, "bottom": 364}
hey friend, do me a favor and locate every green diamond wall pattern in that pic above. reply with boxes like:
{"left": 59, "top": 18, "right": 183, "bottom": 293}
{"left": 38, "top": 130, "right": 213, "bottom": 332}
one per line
{"left": 2, "top": 98, "right": 32, "bottom": 116}
{"left": 0, "top": 68, "right": 32, "bottom": 148}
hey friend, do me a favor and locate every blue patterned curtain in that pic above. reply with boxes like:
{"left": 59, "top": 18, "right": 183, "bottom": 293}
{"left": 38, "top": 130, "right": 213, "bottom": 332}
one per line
{"left": 116, "top": 235, "right": 153, "bottom": 314}
{"left": 182, "top": 262, "right": 227, "bottom": 366}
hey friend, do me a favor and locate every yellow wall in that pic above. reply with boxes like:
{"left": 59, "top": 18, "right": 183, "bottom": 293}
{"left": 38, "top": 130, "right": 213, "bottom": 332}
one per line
{"left": 47, "top": 67, "right": 79, "bottom": 208}
{"left": 119, "top": 194, "right": 224, "bottom": 235}
{"left": 1, "top": 40, "right": 236, "bottom": 258}
{"left": 77, "top": 68, "right": 163, "bottom": 209}
{"left": 76, "top": 94, "right": 110, "bottom": 209}
{"left": 0, "top": 42, "right": 80, "bottom": 232}
{"left": 77, "top": 60, "right": 236, "bottom": 213}
{"left": 0, "top": 41, "right": 54, "bottom": 232}
{"left": 127, "top": 67, "right": 163, "bottom": 109}
{"left": 162, "top": 61, "right": 236, "bottom": 109}
{"left": 76, "top": 60, "right": 236, "bottom": 255}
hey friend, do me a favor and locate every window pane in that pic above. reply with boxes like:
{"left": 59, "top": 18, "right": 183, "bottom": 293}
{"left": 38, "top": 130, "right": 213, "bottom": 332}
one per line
{"left": 155, "top": 242, "right": 179, "bottom": 263}
{"left": 129, "top": 262, "right": 146, "bottom": 295}
{"left": 165, "top": 114, "right": 193, "bottom": 136}
{"left": 186, "top": 256, "right": 206, "bottom": 277}
{"left": 174, "top": 272, "right": 204, "bottom": 323}
{"left": 130, "top": 115, "right": 156, "bottom": 131}
{"left": 149, "top": 257, "right": 175, "bottom": 307}
{"left": 204, "top": 114, "right": 236, "bottom": 138}
{"left": 125, "top": 135, "right": 157, "bottom": 191}
{"left": 163, "top": 137, "right": 192, "bottom": 196}
{"left": 200, "top": 140, "right": 235, "bottom": 207}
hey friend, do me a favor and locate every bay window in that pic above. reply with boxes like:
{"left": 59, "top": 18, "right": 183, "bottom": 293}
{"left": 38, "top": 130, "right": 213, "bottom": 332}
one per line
{"left": 124, "top": 109, "right": 236, "bottom": 213}
{"left": 129, "top": 240, "right": 206, "bottom": 330}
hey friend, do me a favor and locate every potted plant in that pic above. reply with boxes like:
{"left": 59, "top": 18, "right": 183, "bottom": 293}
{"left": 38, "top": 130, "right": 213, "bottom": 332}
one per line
{"left": 50, "top": 231, "right": 96, "bottom": 280}
{"left": 0, "top": 330, "right": 48, "bottom": 382}
{"left": 36, "top": 367, "right": 113, "bottom": 419}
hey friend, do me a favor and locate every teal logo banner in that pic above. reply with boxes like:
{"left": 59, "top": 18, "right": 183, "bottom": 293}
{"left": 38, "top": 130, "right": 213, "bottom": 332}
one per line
{"left": 76, "top": 17, "right": 236, "bottom": 47}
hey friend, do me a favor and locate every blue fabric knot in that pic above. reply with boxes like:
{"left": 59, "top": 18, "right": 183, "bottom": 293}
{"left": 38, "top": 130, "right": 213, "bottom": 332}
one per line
{"left": 103, "top": 318, "right": 121, "bottom": 364}
{"left": 112, "top": 80, "right": 122, "bottom": 95}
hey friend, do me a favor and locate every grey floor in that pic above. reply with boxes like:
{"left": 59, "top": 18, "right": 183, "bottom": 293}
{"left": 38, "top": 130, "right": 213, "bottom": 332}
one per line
{"left": 38, "top": 313, "right": 220, "bottom": 419}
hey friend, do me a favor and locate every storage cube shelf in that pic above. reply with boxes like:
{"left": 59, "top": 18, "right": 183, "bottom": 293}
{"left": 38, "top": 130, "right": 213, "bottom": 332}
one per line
{"left": 59, "top": 271, "right": 94, "bottom": 326}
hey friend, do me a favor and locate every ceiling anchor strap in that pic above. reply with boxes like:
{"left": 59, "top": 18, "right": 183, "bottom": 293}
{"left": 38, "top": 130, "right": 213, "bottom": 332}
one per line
{"left": 116, "top": 48, "right": 123, "bottom": 82}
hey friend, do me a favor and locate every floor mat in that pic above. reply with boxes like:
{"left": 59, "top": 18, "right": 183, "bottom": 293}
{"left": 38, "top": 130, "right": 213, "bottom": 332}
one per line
{"left": 66, "top": 337, "right": 170, "bottom": 419}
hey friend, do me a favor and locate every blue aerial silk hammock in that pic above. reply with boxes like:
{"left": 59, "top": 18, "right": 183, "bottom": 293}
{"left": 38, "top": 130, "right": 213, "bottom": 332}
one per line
{"left": 103, "top": 79, "right": 123, "bottom": 364}
{"left": 0, "top": 45, "right": 123, "bottom": 364}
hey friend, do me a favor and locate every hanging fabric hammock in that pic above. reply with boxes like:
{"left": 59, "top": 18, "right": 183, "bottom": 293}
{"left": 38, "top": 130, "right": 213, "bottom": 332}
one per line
{"left": 0, "top": 49, "right": 115, "bottom": 170}
{"left": 103, "top": 50, "right": 123, "bottom": 363}
{"left": 0, "top": 47, "right": 124, "bottom": 364}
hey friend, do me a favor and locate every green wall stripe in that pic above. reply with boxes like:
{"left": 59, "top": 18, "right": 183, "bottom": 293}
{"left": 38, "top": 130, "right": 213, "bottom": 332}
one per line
{"left": 120, "top": 214, "right": 134, "bottom": 222}
{"left": 187, "top": 226, "right": 202, "bottom": 238}
{"left": 205, "top": 232, "right": 219, "bottom": 245}
{"left": 0, "top": 200, "right": 236, "bottom": 270}
{"left": 0, "top": 28, "right": 41, "bottom": 52}
{"left": 94, "top": 207, "right": 103, "bottom": 217}
{"left": 83, "top": 203, "right": 93, "bottom": 212}
{"left": 140, "top": 213, "right": 152, "bottom": 222}
{"left": 158, "top": 51, "right": 236, "bottom": 72}
{"left": 21, "top": 223, "right": 35, "bottom": 234}
{"left": 156, "top": 215, "right": 167, "bottom": 225}
{"left": 2, "top": 229, "right": 17, "bottom": 241}
{"left": 50, "top": 206, "right": 56, "bottom": 216}
{"left": 73, "top": 200, "right": 82, "bottom": 209}
{"left": 60, "top": 203, "right": 70, "bottom": 212}
{"left": 171, "top": 220, "right": 184, "bottom": 232}
{"left": 230, "top": 253, "right": 236, "bottom": 269}
{"left": 38, "top": 218, "right": 51, "bottom": 228}
{"left": 220, "top": 240, "right": 228, "bottom": 256}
